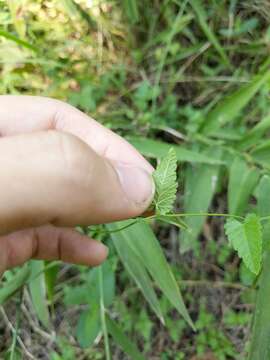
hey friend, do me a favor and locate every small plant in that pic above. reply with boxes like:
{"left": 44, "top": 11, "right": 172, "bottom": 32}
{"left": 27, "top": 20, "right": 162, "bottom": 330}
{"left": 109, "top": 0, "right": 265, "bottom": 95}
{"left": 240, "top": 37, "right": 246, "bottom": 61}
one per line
{"left": 121, "top": 148, "right": 265, "bottom": 277}
{"left": 1, "top": 2, "right": 270, "bottom": 358}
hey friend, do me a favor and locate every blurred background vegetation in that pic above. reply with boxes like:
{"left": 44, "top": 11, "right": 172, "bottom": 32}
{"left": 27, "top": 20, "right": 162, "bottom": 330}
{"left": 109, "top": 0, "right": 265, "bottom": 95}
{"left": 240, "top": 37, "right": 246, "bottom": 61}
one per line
{"left": 0, "top": 0, "right": 270, "bottom": 359}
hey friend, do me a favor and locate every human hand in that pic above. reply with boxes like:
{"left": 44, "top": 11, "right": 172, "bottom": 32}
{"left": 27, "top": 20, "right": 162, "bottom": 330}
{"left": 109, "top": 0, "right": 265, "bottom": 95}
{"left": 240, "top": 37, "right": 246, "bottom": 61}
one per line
{"left": 0, "top": 96, "right": 154, "bottom": 275}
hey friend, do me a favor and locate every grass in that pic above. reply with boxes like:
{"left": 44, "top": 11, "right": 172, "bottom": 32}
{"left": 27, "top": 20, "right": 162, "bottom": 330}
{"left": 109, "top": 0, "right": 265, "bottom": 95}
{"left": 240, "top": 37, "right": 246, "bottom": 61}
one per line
{"left": 1, "top": 0, "right": 270, "bottom": 359}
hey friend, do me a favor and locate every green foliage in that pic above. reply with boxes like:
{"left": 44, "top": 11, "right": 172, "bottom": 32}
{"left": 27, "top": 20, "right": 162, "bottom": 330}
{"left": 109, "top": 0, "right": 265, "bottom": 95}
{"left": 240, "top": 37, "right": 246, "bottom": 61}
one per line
{"left": 130, "top": 137, "right": 223, "bottom": 165}
{"left": 180, "top": 157, "right": 221, "bottom": 253}
{"left": 189, "top": 0, "right": 230, "bottom": 66}
{"left": 201, "top": 70, "right": 270, "bottom": 135}
{"left": 248, "top": 176, "right": 270, "bottom": 359}
{"left": 111, "top": 225, "right": 164, "bottom": 321}
{"left": 29, "top": 260, "right": 50, "bottom": 328}
{"left": 225, "top": 214, "right": 262, "bottom": 275}
{"left": 76, "top": 302, "right": 101, "bottom": 348}
{"left": 228, "top": 157, "right": 260, "bottom": 215}
{"left": 195, "top": 303, "right": 238, "bottom": 359}
{"left": 153, "top": 148, "right": 177, "bottom": 215}
{"left": 0, "top": 265, "right": 30, "bottom": 305}
{"left": 1, "top": 1, "right": 270, "bottom": 359}
{"left": 108, "top": 220, "right": 194, "bottom": 330}
{"left": 106, "top": 315, "right": 146, "bottom": 360}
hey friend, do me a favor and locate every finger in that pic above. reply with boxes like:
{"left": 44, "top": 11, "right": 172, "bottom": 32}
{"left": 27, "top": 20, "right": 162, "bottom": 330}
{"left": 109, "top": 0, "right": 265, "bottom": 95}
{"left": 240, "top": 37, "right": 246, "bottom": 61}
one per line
{"left": 0, "top": 95, "right": 153, "bottom": 172}
{"left": 0, "top": 130, "right": 154, "bottom": 234}
{"left": 0, "top": 225, "right": 108, "bottom": 274}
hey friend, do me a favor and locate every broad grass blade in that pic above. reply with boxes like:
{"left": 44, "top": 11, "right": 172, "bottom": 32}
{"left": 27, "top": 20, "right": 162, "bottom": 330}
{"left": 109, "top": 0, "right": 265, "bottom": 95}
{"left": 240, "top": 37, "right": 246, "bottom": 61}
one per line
{"left": 228, "top": 157, "right": 259, "bottom": 215}
{"left": 201, "top": 70, "right": 270, "bottom": 135}
{"left": 29, "top": 260, "right": 50, "bottom": 328}
{"left": 106, "top": 315, "right": 146, "bottom": 360}
{"left": 248, "top": 176, "right": 270, "bottom": 359}
{"left": 76, "top": 302, "right": 101, "bottom": 348}
{"left": 0, "top": 28, "right": 38, "bottom": 52}
{"left": 129, "top": 137, "right": 223, "bottom": 165}
{"left": 0, "top": 265, "right": 30, "bottom": 305}
{"left": 109, "top": 220, "right": 195, "bottom": 329}
{"left": 238, "top": 112, "right": 270, "bottom": 150}
{"left": 108, "top": 223, "right": 164, "bottom": 323}
{"left": 123, "top": 0, "right": 139, "bottom": 24}
{"left": 180, "top": 162, "right": 220, "bottom": 253}
{"left": 189, "top": 0, "right": 230, "bottom": 66}
{"left": 44, "top": 261, "right": 59, "bottom": 304}
{"left": 250, "top": 140, "right": 270, "bottom": 169}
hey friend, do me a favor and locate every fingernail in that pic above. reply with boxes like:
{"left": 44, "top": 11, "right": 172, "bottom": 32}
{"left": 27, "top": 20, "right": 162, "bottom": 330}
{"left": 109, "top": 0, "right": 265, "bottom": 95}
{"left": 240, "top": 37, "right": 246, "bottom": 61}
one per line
{"left": 115, "top": 164, "right": 155, "bottom": 206}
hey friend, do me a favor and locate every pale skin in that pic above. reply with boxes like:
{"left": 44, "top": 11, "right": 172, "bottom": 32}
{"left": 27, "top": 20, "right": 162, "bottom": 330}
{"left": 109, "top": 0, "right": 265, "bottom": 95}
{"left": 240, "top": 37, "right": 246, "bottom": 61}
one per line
{"left": 0, "top": 96, "right": 154, "bottom": 276}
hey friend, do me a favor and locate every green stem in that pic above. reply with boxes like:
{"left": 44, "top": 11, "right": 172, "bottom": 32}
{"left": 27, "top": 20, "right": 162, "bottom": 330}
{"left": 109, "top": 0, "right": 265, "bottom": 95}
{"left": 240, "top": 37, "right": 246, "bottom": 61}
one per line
{"left": 259, "top": 215, "right": 270, "bottom": 222}
{"left": 88, "top": 212, "right": 270, "bottom": 238}
{"left": 93, "top": 212, "right": 246, "bottom": 236}
{"left": 98, "top": 263, "right": 111, "bottom": 360}
{"left": 97, "top": 221, "right": 138, "bottom": 234}
{"left": 146, "top": 212, "right": 245, "bottom": 221}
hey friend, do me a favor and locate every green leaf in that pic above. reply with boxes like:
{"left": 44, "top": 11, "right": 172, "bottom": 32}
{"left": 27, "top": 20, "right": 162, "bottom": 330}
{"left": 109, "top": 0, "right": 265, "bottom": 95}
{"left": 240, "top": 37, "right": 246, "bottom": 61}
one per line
{"left": 129, "top": 137, "right": 223, "bottom": 165}
{"left": 153, "top": 148, "right": 177, "bottom": 215}
{"left": 109, "top": 224, "right": 164, "bottom": 322}
{"left": 106, "top": 315, "right": 146, "bottom": 360}
{"left": 255, "top": 175, "right": 270, "bottom": 251}
{"left": 0, "top": 265, "right": 30, "bottom": 305}
{"left": 201, "top": 70, "right": 270, "bottom": 135}
{"left": 250, "top": 140, "right": 270, "bottom": 169}
{"left": 87, "top": 262, "right": 115, "bottom": 308}
{"left": 189, "top": 0, "right": 230, "bottom": 66}
{"left": 248, "top": 248, "right": 270, "bottom": 360}
{"left": 123, "top": 0, "right": 139, "bottom": 24}
{"left": 228, "top": 157, "right": 260, "bottom": 215}
{"left": 0, "top": 28, "right": 38, "bottom": 52}
{"left": 108, "top": 220, "right": 195, "bottom": 330}
{"left": 256, "top": 175, "right": 270, "bottom": 217}
{"left": 44, "top": 261, "right": 59, "bottom": 304}
{"left": 61, "top": 0, "right": 96, "bottom": 28}
{"left": 248, "top": 176, "right": 270, "bottom": 359}
{"left": 238, "top": 112, "right": 270, "bottom": 150}
{"left": 180, "top": 160, "right": 220, "bottom": 253}
{"left": 76, "top": 302, "right": 101, "bottom": 348}
{"left": 29, "top": 260, "right": 50, "bottom": 328}
{"left": 225, "top": 214, "right": 262, "bottom": 275}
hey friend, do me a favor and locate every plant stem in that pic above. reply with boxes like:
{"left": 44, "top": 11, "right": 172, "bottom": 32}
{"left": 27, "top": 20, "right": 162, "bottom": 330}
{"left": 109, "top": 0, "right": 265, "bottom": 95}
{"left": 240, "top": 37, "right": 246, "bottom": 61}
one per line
{"left": 98, "top": 221, "right": 138, "bottom": 234}
{"left": 98, "top": 265, "right": 111, "bottom": 360}
{"left": 146, "top": 212, "right": 245, "bottom": 221}
{"left": 88, "top": 212, "right": 270, "bottom": 238}
{"left": 259, "top": 215, "right": 270, "bottom": 222}
{"left": 94, "top": 212, "right": 246, "bottom": 236}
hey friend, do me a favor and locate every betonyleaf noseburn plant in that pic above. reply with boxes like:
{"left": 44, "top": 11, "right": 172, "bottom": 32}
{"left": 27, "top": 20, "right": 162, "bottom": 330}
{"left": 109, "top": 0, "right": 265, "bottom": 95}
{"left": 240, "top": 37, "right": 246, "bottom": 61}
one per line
{"left": 106, "top": 148, "right": 265, "bottom": 276}
{"left": 150, "top": 148, "right": 263, "bottom": 275}
{"left": 150, "top": 148, "right": 188, "bottom": 229}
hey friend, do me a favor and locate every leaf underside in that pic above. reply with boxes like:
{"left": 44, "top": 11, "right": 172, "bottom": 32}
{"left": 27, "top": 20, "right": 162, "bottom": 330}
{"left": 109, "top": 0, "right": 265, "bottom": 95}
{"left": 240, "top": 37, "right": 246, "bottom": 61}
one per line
{"left": 153, "top": 148, "right": 177, "bottom": 215}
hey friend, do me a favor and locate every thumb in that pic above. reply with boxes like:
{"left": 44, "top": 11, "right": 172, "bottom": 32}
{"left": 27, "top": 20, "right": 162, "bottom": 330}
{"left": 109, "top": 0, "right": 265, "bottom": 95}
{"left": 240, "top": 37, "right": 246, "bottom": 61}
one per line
{"left": 0, "top": 130, "right": 154, "bottom": 233}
